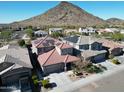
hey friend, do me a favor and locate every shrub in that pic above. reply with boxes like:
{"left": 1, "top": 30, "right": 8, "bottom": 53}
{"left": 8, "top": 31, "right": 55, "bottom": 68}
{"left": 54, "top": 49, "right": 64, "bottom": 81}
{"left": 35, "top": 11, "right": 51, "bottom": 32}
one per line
{"left": 25, "top": 28, "right": 33, "bottom": 39}
{"left": 50, "top": 32, "right": 63, "bottom": 38}
{"left": 33, "top": 79, "right": 39, "bottom": 85}
{"left": 111, "top": 59, "right": 121, "bottom": 65}
{"left": 41, "top": 79, "right": 50, "bottom": 88}
{"left": 32, "top": 75, "right": 37, "bottom": 80}
{"left": 83, "top": 64, "right": 103, "bottom": 73}
{"left": 98, "top": 64, "right": 107, "bottom": 70}
{"left": 18, "top": 39, "right": 25, "bottom": 47}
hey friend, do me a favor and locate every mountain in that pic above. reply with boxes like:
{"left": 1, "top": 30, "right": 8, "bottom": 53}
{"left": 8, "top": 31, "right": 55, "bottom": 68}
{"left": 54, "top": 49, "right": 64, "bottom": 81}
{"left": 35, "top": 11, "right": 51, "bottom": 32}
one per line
{"left": 106, "top": 18, "right": 124, "bottom": 25}
{"left": 9, "top": 1, "right": 107, "bottom": 28}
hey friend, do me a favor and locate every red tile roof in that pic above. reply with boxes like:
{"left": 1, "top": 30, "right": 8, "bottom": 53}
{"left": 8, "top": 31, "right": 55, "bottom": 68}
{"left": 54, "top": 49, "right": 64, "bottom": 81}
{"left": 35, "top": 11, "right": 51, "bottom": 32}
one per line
{"left": 31, "top": 36, "right": 62, "bottom": 48}
{"left": 99, "top": 39, "right": 123, "bottom": 49}
{"left": 57, "top": 43, "right": 73, "bottom": 49}
{"left": 32, "top": 36, "right": 73, "bottom": 49}
{"left": 38, "top": 49, "right": 80, "bottom": 66}
{"left": 97, "top": 29, "right": 113, "bottom": 33}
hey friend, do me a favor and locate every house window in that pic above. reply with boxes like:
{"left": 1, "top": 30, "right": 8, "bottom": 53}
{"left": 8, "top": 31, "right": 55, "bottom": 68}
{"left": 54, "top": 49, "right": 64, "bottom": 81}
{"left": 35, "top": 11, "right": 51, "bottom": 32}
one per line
{"left": 79, "top": 45, "right": 89, "bottom": 50}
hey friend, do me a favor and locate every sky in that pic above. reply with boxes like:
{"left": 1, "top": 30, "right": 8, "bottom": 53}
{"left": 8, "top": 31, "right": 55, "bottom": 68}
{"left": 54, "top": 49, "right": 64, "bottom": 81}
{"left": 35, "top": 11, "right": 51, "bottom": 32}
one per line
{"left": 0, "top": 1, "right": 124, "bottom": 24}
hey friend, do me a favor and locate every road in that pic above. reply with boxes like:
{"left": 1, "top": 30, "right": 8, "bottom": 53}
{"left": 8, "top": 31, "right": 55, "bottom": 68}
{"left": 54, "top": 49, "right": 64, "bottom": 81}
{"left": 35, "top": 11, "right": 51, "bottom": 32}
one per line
{"left": 50, "top": 64, "right": 124, "bottom": 92}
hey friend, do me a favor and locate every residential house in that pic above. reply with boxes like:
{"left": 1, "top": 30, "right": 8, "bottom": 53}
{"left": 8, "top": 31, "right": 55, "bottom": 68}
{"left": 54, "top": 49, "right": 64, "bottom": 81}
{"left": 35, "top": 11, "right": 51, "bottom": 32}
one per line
{"left": 34, "top": 30, "right": 48, "bottom": 37}
{"left": 81, "top": 50, "right": 107, "bottom": 63}
{"left": 49, "top": 28, "right": 63, "bottom": 35}
{"left": 62, "top": 35, "right": 107, "bottom": 62}
{"left": 31, "top": 36, "right": 62, "bottom": 55}
{"left": 62, "top": 35, "right": 103, "bottom": 51}
{"left": 64, "top": 29, "right": 78, "bottom": 34}
{"left": 79, "top": 27, "right": 96, "bottom": 34}
{"left": 0, "top": 45, "right": 33, "bottom": 92}
{"left": 97, "top": 28, "right": 114, "bottom": 35}
{"left": 99, "top": 39, "right": 124, "bottom": 56}
{"left": 37, "top": 43, "right": 80, "bottom": 75}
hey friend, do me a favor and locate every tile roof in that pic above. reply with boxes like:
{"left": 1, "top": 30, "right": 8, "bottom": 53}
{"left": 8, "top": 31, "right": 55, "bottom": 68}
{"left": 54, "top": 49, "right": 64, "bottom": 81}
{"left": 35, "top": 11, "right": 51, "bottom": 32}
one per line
{"left": 98, "top": 29, "right": 113, "bottom": 33}
{"left": 57, "top": 43, "right": 73, "bottom": 49}
{"left": 0, "top": 62, "right": 15, "bottom": 72}
{"left": 38, "top": 49, "right": 80, "bottom": 66}
{"left": 0, "top": 45, "right": 33, "bottom": 69}
{"left": 81, "top": 50, "right": 107, "bottom": 58}
{"left": 34, "top": 30, "right": 48, "bottom": 35}
{"left": 63, "top": 35, "right": 101, "bottom": 45}
{"left": 31, "top": 36, "right": 62, "bottom": 48}
{"left": 98, "top": 39, "right": 124, "bottom": 49}
{"left": 49, "top": 28, "right": 63, "bottom": 31}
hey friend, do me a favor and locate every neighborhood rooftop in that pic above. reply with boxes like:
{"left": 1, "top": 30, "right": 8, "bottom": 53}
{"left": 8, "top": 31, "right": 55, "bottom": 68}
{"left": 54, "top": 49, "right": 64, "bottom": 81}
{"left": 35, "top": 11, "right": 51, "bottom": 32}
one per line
{"left": 0, "top": 45, "right": 33, "bottom": 69}
{"left": 57, "top": 43, "right": 73, "bottom": 49}
{"left": 38, "top": 48, "right": 80, "bottom": 66}
{"left": 81, "top": 50, "right": 107, "bottom": 58}
{"left": 0, "top": 62, "right": 15, "bottom": 73}
{"left": 31, "top": 36, "right": 62, "bottom": 48}
{"left": 63, "top": 35, "right": 101, "bottom": 45}
{"left": 98, "top": 39, "right": 124, "bottom": 49}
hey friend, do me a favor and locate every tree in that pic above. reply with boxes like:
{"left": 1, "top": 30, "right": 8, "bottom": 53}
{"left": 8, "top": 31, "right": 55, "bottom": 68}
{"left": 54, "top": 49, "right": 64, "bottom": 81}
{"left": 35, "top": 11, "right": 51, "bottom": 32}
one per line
{"left": 111, "top": 32, "right": 124, "bottom": 41}
{"left": 83, "top": 63, "right": 103, "bottom": 73}
{"left": 18, "top": 39, "right": 25, "bottom": 47}
{"left": 0, "top": 30, "right": 12, "bottom": 41}
{"left": 50, "top": 32, "right": 63, "bottom": 38}
{"left": 25, "top": 28, "right": 33, "bottom": 39}
{"left": 72, "top": 61, "right": 90, "bottom": 74}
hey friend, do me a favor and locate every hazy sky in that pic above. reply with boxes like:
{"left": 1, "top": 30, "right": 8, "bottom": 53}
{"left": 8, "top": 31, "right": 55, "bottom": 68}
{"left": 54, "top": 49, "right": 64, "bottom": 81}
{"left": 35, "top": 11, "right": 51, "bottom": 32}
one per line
{"left": 0, "top": 1, "right": 124, "bottom": 23}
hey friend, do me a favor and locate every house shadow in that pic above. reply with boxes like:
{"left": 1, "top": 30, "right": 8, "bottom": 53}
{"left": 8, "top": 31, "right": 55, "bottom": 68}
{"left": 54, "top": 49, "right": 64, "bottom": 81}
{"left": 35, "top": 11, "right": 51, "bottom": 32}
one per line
{"left": 93, "top": 59, "right": 106, "bottom": 64}
{"left": 48, "top": 83, "right": 57, "bottom": 88}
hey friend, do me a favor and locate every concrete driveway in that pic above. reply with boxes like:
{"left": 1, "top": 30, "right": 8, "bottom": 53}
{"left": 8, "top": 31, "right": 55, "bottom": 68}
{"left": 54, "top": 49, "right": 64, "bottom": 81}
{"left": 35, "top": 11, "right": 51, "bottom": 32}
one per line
{"left": 44, "top": 71, "right": 73, "bottom": 88}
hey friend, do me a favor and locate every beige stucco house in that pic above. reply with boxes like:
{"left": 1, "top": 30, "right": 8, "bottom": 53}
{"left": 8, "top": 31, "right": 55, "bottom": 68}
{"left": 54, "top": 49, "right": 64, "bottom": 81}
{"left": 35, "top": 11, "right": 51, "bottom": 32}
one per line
{"left": 0, "top": 45, "right": 32, "bottom": 92}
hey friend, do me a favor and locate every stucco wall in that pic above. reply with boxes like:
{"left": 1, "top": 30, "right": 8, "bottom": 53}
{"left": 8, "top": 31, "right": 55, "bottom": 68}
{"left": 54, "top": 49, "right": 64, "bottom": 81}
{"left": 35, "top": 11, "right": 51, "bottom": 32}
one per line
{"left": 61, "top": 48, "right": 73, "bottom": 55}
{"left": 1, "top": 68, "right": 31, "bottom": 85}
{"left": 56, "top": 46, "right": 73, "bottom": 55}
{"left": 91, "top": 42, "right": 102, "bottom": 50}
{"left": 110, "top": 48, "right": 123, "bottom": 56}
{"left": 32, "top": 45, "right": 38, "bottom": 54}
{"left": 79, "top": 44, "right": 89, "bottom": 50}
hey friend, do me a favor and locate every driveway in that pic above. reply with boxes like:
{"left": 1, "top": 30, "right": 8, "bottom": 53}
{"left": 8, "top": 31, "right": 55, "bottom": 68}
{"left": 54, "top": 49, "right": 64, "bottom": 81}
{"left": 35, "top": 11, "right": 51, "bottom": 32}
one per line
{"left": 50, "top": 63, "right": 124, "bottom": 92}
{"left": 44, "top": 71, "right": 72, "bottom": 88}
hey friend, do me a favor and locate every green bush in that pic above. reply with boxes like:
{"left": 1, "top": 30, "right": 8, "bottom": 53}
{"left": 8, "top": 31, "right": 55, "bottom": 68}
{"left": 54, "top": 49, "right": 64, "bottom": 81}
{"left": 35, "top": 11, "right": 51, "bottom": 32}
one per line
{"left": 25, "top": 28, "right": 33, "bottom": 39}
{"left": 98, "top": 64, "right": 107, "bottom": 70}
{"left": 41, "top": 79, "right": 50, "bottom": 88}
{"left": 111, "top": 59, "right": 121, "bottom": 65}
{"left": 18, "top": 39, "right": 25, "bottom": 47}
{"left": 32, "top": 75, "right": 37, "bottom": 80}
{"left": 111, "top": 32, "right": 124, "bottom": 41}
{"left": 0, "top": 30, "right": 12, "bottom": 41}
{"left": 83, "top": 64, "right": 103, "bottom": 73}
{"left": 51, "top": 32, "right": 63, "bottom": 38}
